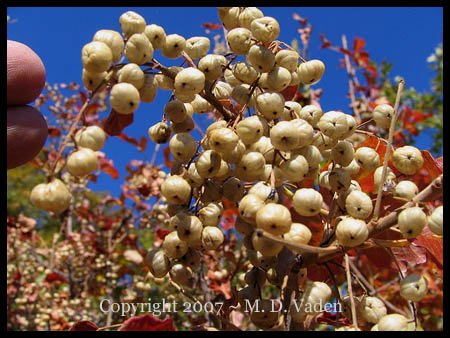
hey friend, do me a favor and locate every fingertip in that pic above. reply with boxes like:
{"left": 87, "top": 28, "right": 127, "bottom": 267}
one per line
{"left": 7, "top": 106, "right": 48, "bottom": 169}
{"left": 7, "top": 40, "right": 46, "bottom": 106}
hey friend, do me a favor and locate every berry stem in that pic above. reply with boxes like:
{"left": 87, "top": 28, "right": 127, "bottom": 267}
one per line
{"left": 372, "top": 80, "right": 405, "bottom": 221}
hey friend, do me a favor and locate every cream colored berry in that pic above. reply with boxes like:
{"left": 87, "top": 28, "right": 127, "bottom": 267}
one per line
{"left": 81, "top": 41, "right": 112, "bottom": 73}
{"left": 219, "top": 7, "right": 240, "bottom": 30}
{"left": 224, "top": 68, "right": 241, "bottom": 86}
{"left": 256, "top": 92, "right": 285, "bottom": 120}
{"left": 184, "top": 36, "right": 210, "bottom": 59}
{"left": 335, "top": 217, "right": 369, "bottom": 247}
{"left": 428, "top": 206, "right": 443, "bottom": 236}
{"left": 170, "top": 263, "right": 193, "bottom": 286}
{"left": 330, "top": 140, "right": 354, "bottom": 167}
{"left": 236, "top": 116, "right": 268, "bottom": 145}
{"left": 251, "top": 16, "right": 280, "bottom": 43}
{"left": 345, "top": 190, "right": 373, "bottom": 220}
{"left": 146, "top": 249, "right": 170, "bottom": 278}
{"left": 398, "top": 207, "right": 426, "bottom": 238}
{"left": 110, "top": 82, "right": 140, "bottom": 114}
{"left": 328, "top": 167, "right": 351, "bottom": 193}
{"left": 173, "top": 90, "right": 195, "bottom": 104}
{"left": 176, "top": 215, "right": 203, "bottom": 247}
{"left": 290, "top": 118, "right": 314, "bottom": 147}
{"left": 226, "top": 28, "right": 253, "bottom": 55}
{"left": 236, "top": 151, "right": 266, "bottom": 181}
{"left": 144, "top": 24, "right": 166, "bottom": 50}
{"left": 93, "top": 29, "right": 124, "bottom": 62}
{"left": 74, "top": 126, "right": 106, "bottom": 151}
{"left": 139, "top": 74, "right": 157, "bottom": 103}
{"left": 299, "top": 104, "right": 323, "bottom": 127}
{"left": 250, "top": 299, "right": 279, "bottom": 329}
{"left": 292, "top": 188, "right": 323, "bottom": 217}
{"left": 283, "top": 222, "right": 312, "bottom": 253}
{"left": 231, "top": 84, "right": 256, "bottom": 107}
{"left": 248, "top": 44, "right": 276, "bottom": 73}
{"left": 400, "top": 273, "right": 428, "bottom": 302}
{"left": 195, "top": 150, "right": 222, "bottom": 178}
{"left": 239, "top": 194, "right": 265, "bottom": 223}
{"left": 319, "top": 171, "right": 332, "bottom": 190}
{"left": 162, "top": 231, "right": 188, "bottom": 259}
{"left": 67, "top": 148, "right": 98, "bottom": 177}
{"left": 161, "top": 175, "right": 191, "bottom": 205}
{"left": 275, "top": 49, "right": 299, "bottom": 73}
{"left": 155, "top": 65, "right": 182, "bottom": 90}
{"left": 377, "top": 314, "right": 409, "bottom": 331}
{"left": 214, "top": 160, "right": 231, "bottom": 181}
{"left": 184, "top": 163, "right": 204, "bottom": 188}
{"left": 373, "top": 103, "right": 394, "bottom": 129}
{"left": 297, "top": 59, "right": 325, "bottom": 85}
{"left": 198, "top": 202, "right": 223, "bottom": 227}
{"left": 238, "top": 7, "right": 264, "bottom": 29}
{"left": 280, "top": 154, "right": 309, "bottom": 182}
{"left": 209, "top": 128, "right": 239, "bottom": 154}
{"left": 256, "top": 203, "right": 292, "bottom": 236}
{"left": 270, "top": 121, "right": 300, "bottom": 151}
{"left": 392, "top": 146, "right": 424, "bottom": 175}
{"left": 221, "top": 140, "right": 246, "bottom": 164}
{"left": 82, "top": 68, "right": 107, "bottom": 91}
{"left": 317, "top": 111, "right": 349, "bottom": 139}
{"left": 223, "top": 177, "right": 245, "bottom": 202}
{"left": 281, "top": 101, "right": 302, "bottom": 120}
{"left": 202, "top": 226, "right": 224, "bottom": 250}
{"left": 164, "top": 99, "right": 188, "bottom": 123}
{"left": 30, "top": 179, "right": 72, "bottom": 214}
{"left": 211, "top": 81, "right": 233, "bottom": 100}
{"left": 373, "top": 165, "right": 396, "bottom": 192}
{"left": 266, "top": 66, "right": 292, "bottom": 92}
{"left": 294, "top": 145, "right": 321, "bottom": 167}
{"left": 232, "top": 62, "right": 259, "bottom": 85}
{"left": 162, "top": 34, "right": 186, "bottom": 58}
{"left": 394, "top": 180, "right": 418, "bottom": 201}
{"left": 355, "top": 147, "right": 380, "bottom": 172}
{"left": 251, "top": 232, "right": 283, "bottom": 256}
{"left": 189, "top": 95, "right": 212, "bottom": 114}
{"left": 290, "top": 281, "right": 332, "bottom": 323}
{"left": 248, "top": 136, "right": 274, "bottom": 162}
{"left": 125, "top": 33, "right": 154, "bottom": 65}
{"left": 119, "top": 11, "right": 146, "bottom": 37}
{"left": 198, "top": 54, "right": 226, "bottom": 81}
{"left": 117, "top": 63, "right": 145, "bottom": 89}
{"left": 248, "top": 181, "right": 279, "bottom": 203}
{"left": 148, "top": 122, "right": 171, "bottom": 144}
{"left": 174, "top": 67, "right": 205, "bottom": 95}
{"left": 359, "top": 296, "right": 387, "bottom": 324}
{"left": 341, "top": 115, "right": 357, "bottom": 139}
{"left": 169, "top": 133, "right": 197, "bottom": 162}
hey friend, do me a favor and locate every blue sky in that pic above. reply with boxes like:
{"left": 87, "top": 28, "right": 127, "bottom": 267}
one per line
{"left": 7, "top": 7, "right": 443, "bottom": 197}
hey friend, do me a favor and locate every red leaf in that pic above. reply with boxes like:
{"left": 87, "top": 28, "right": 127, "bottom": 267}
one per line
{"left": 202, "top": 22, "right": 222, "bottom": 30}
{"left": 353, "top": 37, "right": 366, "bottom": 51}
{"left": 98, "top": 154, "right": 120, "bottom": 179}
{"left": 101, "top": 109, "right": 134, "bottom": 136}
{"left": 45, "top": 272, "right": 68, "bottom": 284}
{"left": 79, "top": 91, "right": 88, "bottom": 105}
{"left": 413, "top": 228, "right": 443, "bottom": 269}
{"left": 281, "top": 85, "right": 299, "bottom": 101}
{"left": 156, "top": 228, "right": 171, "bottom": 241}
{"left": 118, "top": 314, "right": 176, "bottom": 331}
{"left": 119, "top": 133, "right": 147, "bottom": 152}
{"left": 319, "top": 34, "right": 331, "bottom": 49}
{"left": 70, "top": 321, "right": 98, "bottom": 331}
{"left": 391, "top": 245, "right": 427, "bottom": 274}
{"left": 221, "top": 207, "right": 238, "bottom": 231}
{"left": 48, "top": 126, "right": 62, "bottom": 138}
{"left": 163, "top": 147, "right": 173, "bottom": 169}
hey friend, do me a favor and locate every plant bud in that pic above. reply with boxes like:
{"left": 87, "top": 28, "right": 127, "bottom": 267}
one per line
{"left": 110, "top": 82, "right": 140, "bottom": 114}
{"left": 256, "top": 203, "right": 292, "bottom": 235}
{"left": 293, "top": 188, "right": 323, "bottom": 216}
{"left": 201, "top": 226, "right": 224, "bottom": 250}
{"left": 248, "top": 44, "right": 276, "bottom": 73}
{"left": 93, "top": 29, "right": 124, "bottom": 62}
{"left": 184, "top": 36, "right": 210, "bottom": 59}
{"left": 119, "top": 11, "right": 146, "bottom": 37}
{"left": 125, "top": 33, "right": 154, "bottom": 65}
{"left": 144, "top": 24, "right": 166, "bottom": 50}
{"left": 162, "top": 34, "right": 186, "bottom": 58}
{"left": 162, "top": 231, "right": 188, "bottom": 258}
{"left": 400, "top": 273, "right": 428, "bottom": 302}
{"left": 81, "top": 41, "right": 112, "bottom": 73}
{"left": 335, "top": 217, "right": 369, "bottom": 247}
{"left": 67, "top": 148, "right": 98, "bottom": 177}
{"left": 428, "top": 205, "right": 443, "bottom": 236}
{"left": 74, "top": 126, "right": 106, "bottom": 151}
{"left": 345, "top": 190, "right": 373, "bottom": 220}
{"left": 30, "top": 179, "right": 72, "bottom": 214}
{"left": 398, "top": 207, "right": 426, "bottom": 238}
{"left": 161, "top": 175, "right": 191, "bottom": 205}
{"left": 297, "top": 59, "right": 325, "bottom": 85}
{"left": 392, "top": 146, "right": 424, "bottom": 175}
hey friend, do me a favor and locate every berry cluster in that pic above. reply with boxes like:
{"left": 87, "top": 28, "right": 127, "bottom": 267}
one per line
{"left": 27, "top": 7, "right": 443, "bottom": 331}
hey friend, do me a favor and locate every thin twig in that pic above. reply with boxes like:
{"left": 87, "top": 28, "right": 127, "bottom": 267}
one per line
{"left": 342, "top": 35, "right": 362, "bottom": 124}
{"left": 373, "top": 80, "right": 405, "bottom": 220}
{"left": 344, "top": 253, "right": 358, "bottom": 328}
